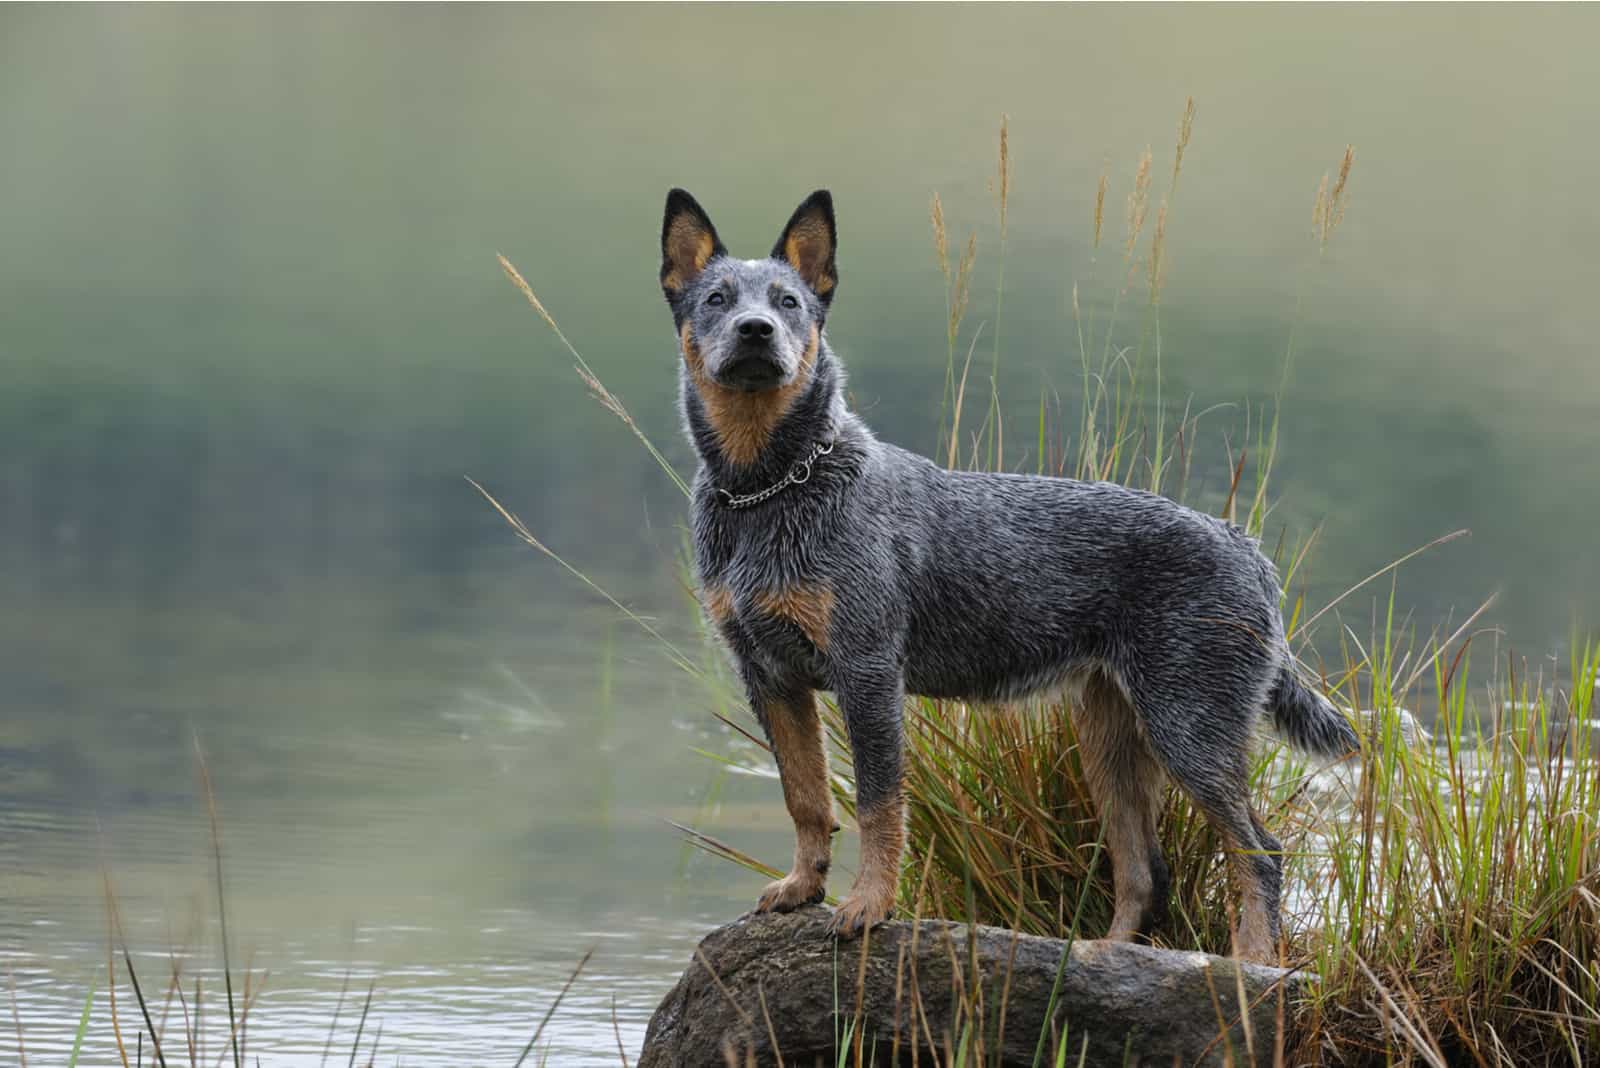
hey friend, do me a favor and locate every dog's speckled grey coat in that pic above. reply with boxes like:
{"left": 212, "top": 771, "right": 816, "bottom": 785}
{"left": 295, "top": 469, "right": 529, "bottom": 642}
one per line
{"left": 660, "top": 188, "right": 1358, "bottom": 957}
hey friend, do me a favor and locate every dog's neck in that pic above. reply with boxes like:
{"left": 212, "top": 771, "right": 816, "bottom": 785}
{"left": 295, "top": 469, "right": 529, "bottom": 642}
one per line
{"left": 681, "top": 344, "right": 844, "bottom": 495}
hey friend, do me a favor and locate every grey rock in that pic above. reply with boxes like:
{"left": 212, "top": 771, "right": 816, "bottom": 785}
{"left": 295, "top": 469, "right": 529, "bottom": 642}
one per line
{"left": 639, "top": 908, "right": 1308, "bottom": 1067}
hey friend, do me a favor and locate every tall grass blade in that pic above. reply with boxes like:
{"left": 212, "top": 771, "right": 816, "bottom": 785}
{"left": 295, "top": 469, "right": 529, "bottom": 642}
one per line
{"left": 121, "top": 945, "right": 169, "bottom": 1068}
{"left": 320, "top": 970, "right": 351, "bottom": 1068}
{"left": 346, "top": 981, "right": 374, "bottom": 1068}
{"left": 66, "top": 984, "right": 95, "bottom": 1068}
{"left": 1299, "top": 529, "right": 1469, "bottom": 633}
{"left": 611, "top": 993, "right": 632, "bottom": 1068}
{"left": 466, "top": 478, "right": 702, "bottom": 679}
{"left": 512, "top": 949, "right": 594, "bottom": 1068}
{"left": 7, "top": 967, "right": 24, "bottom": 1068}
{"left": 193, "top": 737, "right": 241, "bottom": 1068}
{"left": 1030, "top": 842, "right": 1101, "bottom": 1068}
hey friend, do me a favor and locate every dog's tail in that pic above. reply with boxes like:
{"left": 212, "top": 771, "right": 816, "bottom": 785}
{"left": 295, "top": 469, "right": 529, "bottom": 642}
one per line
{"left": 1269, "top": 664, "right": 1359, "bottom": 759}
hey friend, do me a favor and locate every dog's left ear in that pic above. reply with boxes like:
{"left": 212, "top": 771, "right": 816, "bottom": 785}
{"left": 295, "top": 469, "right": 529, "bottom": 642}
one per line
{"left": 771, "top": 190, "right": 837, "bottom": 305}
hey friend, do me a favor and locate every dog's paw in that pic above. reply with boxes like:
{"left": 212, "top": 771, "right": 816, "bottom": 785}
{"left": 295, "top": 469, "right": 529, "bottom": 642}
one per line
{"left": 828, "top": 887, "right": 895, "bottom": 937}
{"left": 756, "top": 872, "right": 826, "bottom": 914}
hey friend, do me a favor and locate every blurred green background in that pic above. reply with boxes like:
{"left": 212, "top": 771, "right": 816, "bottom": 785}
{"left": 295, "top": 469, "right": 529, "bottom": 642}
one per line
{"left": 2, "top": 5, "right": 1596, "bottom": 1063}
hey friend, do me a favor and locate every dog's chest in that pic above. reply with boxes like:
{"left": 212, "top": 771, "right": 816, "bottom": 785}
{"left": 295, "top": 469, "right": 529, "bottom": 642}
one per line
{"left": 695, "top": 514, "right": 835, "bottom": 675}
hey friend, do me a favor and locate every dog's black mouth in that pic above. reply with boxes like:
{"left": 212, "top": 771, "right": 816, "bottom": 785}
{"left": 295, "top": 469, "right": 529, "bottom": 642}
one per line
{"left": 716, "top": 351, "right": 786, "bottom": 392}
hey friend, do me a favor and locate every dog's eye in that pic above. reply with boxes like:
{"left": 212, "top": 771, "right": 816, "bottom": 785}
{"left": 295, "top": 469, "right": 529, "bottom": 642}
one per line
{"left": 706, "top": 292, "right": 725, "bottom": 306}
{"left": 781, "top": 295, "right": 799, "bottom": 309}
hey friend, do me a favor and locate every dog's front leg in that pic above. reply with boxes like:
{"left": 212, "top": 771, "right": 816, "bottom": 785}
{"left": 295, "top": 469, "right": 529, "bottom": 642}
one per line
{"left": 830, "top": 671, "right": 906, "bottom": 936}
{"left": 752, "top": 684, "right": 836, "bottom": 913}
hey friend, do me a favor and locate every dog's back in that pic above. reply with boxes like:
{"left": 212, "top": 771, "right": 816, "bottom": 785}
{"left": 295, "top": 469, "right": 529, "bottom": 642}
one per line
{"left": 861, "top": 440, "right": 1285, "bottom": 709}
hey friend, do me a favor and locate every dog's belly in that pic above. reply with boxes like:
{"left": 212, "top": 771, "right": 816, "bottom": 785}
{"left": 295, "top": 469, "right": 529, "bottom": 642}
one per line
{"left": 900, "top": 618, "right": 1104, "bottom": 704}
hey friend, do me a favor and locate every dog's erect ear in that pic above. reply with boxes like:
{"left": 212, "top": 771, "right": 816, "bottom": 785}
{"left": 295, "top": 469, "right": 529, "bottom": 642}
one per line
{"left": 661, "top": 189, "right": 726, "bottom": 301}
{"left": 771, "top": 190, "right": 837, "bottom": 304}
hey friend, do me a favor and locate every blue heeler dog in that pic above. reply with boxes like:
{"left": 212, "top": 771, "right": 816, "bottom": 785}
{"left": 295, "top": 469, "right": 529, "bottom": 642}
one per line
{"left": 660, "top": 188, "right": 1358, "bottom": 962}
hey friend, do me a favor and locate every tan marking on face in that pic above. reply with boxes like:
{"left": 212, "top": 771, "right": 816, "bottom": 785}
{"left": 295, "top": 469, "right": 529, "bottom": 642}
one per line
{"left": 700, "top": 583, "right": 734, "bottom": 627}
{"left": 754, "top": 690, "right": 835, "bottom": 912}
{"left": 662, "top": 217, "right": 715, "bottom": 293}
{"left": 680, "top": 323, "right": 819, "bottom": 466}
{"left": 753, "top": 580, "right": 833, "bottom": 651}
{"left": 783, "top": 216, "right": 835, "bottom": 295}
{"left": 680, "top": 321, "right": 705, "bottom": 373}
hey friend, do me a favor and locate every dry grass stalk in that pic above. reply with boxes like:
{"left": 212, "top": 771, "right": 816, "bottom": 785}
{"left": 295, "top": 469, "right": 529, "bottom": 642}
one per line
{"left": 945, "top": 322, "right": 983, "bottom": 471}
{"left": 1313, "top": 145, "right": 1356, "bottom": 250}
{"left": 498, "top": 252, "right": 689, "bottom": 497}
{"left": 510, "top": 949, "right": 596, "bottom": 1068}
{"left": 1172, "top": 96, "right": 1196, "bottom": 197}
{"left": 1330, "top": 144, "right": 1353, "bottom": 213}
{"left": 930, "top": 192, "right": 949, "bottom": 283}
{"left": 950, "top": 233, "right": 976, "bottom": 346}
{"left": 1149, "top": 200, "right": 1169, "bottom": 302}
{"left": 107, "top": 901, "right": 130, "bottom": 1068}
{"left": 496, "top": 253, "right": 557, "bottom": 333}
{"left": 612, "top": 994, "right": 633, "bottom": 1068}
{"left": 1124, "top": 147, "right": 1153, "bottom": 262}
{"left": 996, "top": 114, "right": 1011, "bottom": 241}
{"left": 574, "top": 365, "right": 634, "bottom": 432}
{"left": 467, "top": 477, "right": 701, "bottom": 678}
{"left": 754, "top": 987, "right": 781, "bottom": 1068}
{"left": 174, "top": 977, "right": 195, "bottom": 1068}
{"left": 1093, "top": 166, "right": 1108, "bottom": 251}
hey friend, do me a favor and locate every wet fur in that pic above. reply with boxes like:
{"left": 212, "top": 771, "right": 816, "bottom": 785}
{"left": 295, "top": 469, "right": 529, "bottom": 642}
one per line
{"left": 659, "top": 188, "right": 1358, "bottom": 960}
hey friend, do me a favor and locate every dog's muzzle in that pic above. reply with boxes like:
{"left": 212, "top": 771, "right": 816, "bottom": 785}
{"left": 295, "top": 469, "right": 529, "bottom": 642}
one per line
{"left": 716, "top": 317, "right": 787, "bottom": 390}
{"left": 717, "top": 350, "right": 785, "bottom": 390}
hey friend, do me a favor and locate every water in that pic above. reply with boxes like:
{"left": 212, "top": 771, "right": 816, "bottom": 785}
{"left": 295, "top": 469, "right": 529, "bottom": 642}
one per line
{"left": 3, "top": 5, "right": 1597, "bottom": 1063}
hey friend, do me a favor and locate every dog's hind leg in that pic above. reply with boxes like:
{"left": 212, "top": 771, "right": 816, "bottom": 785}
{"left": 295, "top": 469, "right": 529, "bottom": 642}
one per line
{"left": 1133, "top": 698, "right": 1282, "bottom": 963}
{"left": 752, "top": 685, "right": 837, "bottom": 913}
{"left": 1069, "top": 670, "right": 1169, "bottom": 942}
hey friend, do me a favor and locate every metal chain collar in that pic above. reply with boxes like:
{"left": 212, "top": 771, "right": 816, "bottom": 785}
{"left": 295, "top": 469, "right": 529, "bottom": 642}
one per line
{"left": 716, "top": 440, "right": 836, "bottom": 509}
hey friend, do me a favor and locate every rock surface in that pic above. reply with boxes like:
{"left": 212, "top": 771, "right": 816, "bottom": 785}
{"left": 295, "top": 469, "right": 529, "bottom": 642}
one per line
{"left": 639, "top": 908, "right": 1306, "bottom": 1067}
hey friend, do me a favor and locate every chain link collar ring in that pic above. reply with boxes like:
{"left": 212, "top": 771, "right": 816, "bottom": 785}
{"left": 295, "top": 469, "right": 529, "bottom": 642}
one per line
{"left": 716, "top": 440, "right": 836, "bottom": 509}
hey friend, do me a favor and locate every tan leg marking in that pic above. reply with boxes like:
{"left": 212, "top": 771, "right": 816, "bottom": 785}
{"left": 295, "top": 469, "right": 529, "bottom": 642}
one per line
{"left": 753, "top": 581, "right": 834, "bottom": 652}
{"left": 680, "top": 323, "right": 818, "bottom": 466}
{"left": 1227, "top": 835, "right": 1277, "bottom": 964}
{"left": 1069, "top": 671, "right": 1167, "bottom": 941}
{"left": 755, "top": 691, "right": 835, "bottom": 913}
{"left": 831, "top": 794, "right": 904, "bottom": 935}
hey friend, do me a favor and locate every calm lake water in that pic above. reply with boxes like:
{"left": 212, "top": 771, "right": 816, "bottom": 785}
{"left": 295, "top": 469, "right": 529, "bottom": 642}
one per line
{"left": 3, "top": 5, "right": 1598, "bottom": 1064}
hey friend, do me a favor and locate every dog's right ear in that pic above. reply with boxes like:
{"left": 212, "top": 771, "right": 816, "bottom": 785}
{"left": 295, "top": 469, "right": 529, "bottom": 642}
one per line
{"left": 660, "top": 189, "right": 726, "bottom": 305}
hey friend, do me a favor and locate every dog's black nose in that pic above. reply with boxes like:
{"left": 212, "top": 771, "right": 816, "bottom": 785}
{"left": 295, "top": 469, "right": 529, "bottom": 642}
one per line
{"left": 736, "top": 316, "right": 776, "bottom": 342}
